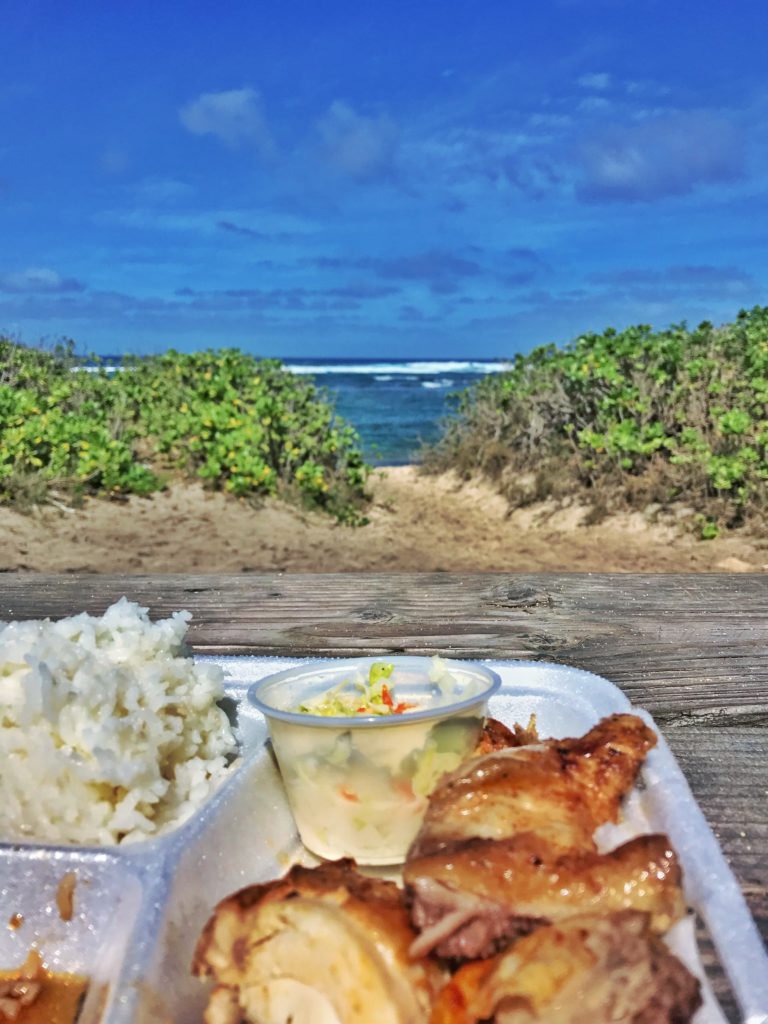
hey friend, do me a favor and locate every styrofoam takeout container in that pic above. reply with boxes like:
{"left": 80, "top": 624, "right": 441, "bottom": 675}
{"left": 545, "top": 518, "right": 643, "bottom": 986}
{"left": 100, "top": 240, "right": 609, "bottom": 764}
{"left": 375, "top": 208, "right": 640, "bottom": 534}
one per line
{"left": 0, "top": 658, "right": 766, "bottom": 1024}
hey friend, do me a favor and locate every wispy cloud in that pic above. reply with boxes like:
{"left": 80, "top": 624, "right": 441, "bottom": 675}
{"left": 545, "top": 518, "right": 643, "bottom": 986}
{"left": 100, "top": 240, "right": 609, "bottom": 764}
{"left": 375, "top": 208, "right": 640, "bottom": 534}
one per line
{"left": 577, "top": 96, "right": 613, "bottom": 113}
{"left": 326, "top": 283, "right": 400, "bottom": 300}
{"left": 401, "top": 118, "right": 572, "bottom": 203}
{"left": 577, "top": 111, "right": 744, "bottom": 201}
{"left": 172, "top": 281, "right": 400, "bottom": 312}
{"left": 398, "top": 304, "right": 428, "bottom": 322}
{"left": 179, "top": 87, "right": 274, "bottom": 156}
{"left": 313, "top": 248, "right": 482, "bottom": 295}
{"left": 502, "top": 153, "right": 568, "bottom": 199}
{"left": 499, "top": 247, "right": 548, "bottom": 286}
{"left": 625, "top": 79, "right": 671, "bottom": 99}
{"left": 577, "top": 71, "right": 612, "bottom": 90}
{"left": 315, "top": 101, "right": 399, "bottom": 180}
{"left": 216, "top": 218, "right": 309, "bottom": 244}
{"left": 0, "top": 267, "right": 86, "bottom": 294}
{"left": 367, "top": 250, "right": 481, "bottom": 287}
{"left": 129, "top": 177, "right": 193, "bottom": 204}
{"left": 590, "top": 264, "right": 757, "bottom": 297}
{"left": 96, "top": 207, "right": 316, "bottom": 239}
{"left": 217, "top": 219, "right": 270, "bottom": 240}
{"left": 100, "top": 148, "right": 130, "bottom": 175}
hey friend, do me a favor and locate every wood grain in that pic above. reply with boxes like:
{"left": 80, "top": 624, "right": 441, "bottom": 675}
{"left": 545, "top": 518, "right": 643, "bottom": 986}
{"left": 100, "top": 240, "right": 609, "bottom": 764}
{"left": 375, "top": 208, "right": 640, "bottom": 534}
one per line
{"left": 1, "top": 571, "right": 765, "bottom": 1020}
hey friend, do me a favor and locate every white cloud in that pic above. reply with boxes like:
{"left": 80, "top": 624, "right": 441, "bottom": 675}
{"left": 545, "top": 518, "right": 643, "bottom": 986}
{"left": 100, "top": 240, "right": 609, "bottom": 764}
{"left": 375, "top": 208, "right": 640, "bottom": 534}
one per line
{"left": 93, "top": 206, "right": 318, "bottom": 240}
{"left": 179, "top": 88, "right": 274, "bottom": 155}
{"left": 315, "top": 101, "right": 398, "bottom": 180}
{"left": 578, "top": 96, "right": 613, "bottom": 113}
{"left": 625, "top": 79, "right": 671, "bottom": 98}
{"left": 131, "top": 177, "right": 193, "bottom": 204}
{"left": 0, "top": 267, "right": 85, "bottom": 293}
{"left": 100, "top": 148, "right": 129, "bottom": 175}
{"left": 577, "top": 72, "right": 612, "bottom": 91}
{"left": 590, "top": 264, "right": 757, "bottom": 298}
{"left": 578, "top": 111, "right": 744, "bottom": 201}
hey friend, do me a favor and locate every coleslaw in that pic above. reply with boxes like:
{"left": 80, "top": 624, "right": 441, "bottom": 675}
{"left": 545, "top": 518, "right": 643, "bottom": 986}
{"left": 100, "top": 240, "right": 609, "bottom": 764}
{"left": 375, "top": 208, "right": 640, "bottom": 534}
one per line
{"left": 253, "top": 657, "right": 498, "bottom": 863}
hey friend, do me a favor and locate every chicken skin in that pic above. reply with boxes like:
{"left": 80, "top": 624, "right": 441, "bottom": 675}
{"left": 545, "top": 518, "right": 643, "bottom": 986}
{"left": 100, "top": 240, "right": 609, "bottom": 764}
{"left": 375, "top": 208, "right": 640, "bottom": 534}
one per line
{"left": 404, "top": 714, "right": 682, "bottom": 960}
{"left": 406, "top": 832, "right": 686, "bottom": 959}
{"left": 410, "top": 714, "right": 657, "bottom": 859}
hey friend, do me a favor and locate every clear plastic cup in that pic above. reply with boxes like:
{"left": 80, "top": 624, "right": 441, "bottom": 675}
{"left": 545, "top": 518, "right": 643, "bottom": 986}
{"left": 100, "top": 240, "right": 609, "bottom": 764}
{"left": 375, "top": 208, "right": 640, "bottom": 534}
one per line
{"left": 248, "top": 655, "right": 500, "bottom": 865}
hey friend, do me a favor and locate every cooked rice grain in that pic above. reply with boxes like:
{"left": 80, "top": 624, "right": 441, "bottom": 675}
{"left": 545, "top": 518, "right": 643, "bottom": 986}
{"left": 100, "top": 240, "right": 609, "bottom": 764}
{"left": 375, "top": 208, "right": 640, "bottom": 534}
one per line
{"left": 0, "top": 598, "right": 238, "bottom": 845}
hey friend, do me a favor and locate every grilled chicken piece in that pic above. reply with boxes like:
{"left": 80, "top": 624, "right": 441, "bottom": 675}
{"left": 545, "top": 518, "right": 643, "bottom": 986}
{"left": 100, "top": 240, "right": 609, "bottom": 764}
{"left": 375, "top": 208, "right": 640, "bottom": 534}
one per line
{"left": 192, "top": 859, "right": 444, "bottom": 1024}
{"left": 429, "top": 910, "right": 701, "bottom": 1024}
{"left": 410, "top": 714, "right": 656, "bottom": 859}
{"left": 405, "top": 832, "right": 686, "bottom": 960}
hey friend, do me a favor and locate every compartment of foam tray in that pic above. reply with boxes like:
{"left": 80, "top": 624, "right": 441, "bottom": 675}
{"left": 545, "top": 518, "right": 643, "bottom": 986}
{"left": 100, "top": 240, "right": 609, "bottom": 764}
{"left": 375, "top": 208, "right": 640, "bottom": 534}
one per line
{"left": 111, "top": 732, "right": 303, "bottom": 1023}
{"left": 0, "top": 847, "right": 144, "bottom": 1023}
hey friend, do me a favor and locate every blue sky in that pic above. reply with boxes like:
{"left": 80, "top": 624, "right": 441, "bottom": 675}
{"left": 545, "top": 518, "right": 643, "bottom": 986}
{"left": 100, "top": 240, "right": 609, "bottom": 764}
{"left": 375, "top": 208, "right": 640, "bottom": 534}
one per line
{"left": 2, "top": 0, "right": 767, "bottom": 357}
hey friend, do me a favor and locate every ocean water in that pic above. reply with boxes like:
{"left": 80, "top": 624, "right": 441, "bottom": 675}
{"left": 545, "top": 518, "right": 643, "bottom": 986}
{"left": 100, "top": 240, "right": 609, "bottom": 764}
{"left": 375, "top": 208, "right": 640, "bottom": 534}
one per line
{"left": 284, "top": 358, "right": 509, "bottom": 465}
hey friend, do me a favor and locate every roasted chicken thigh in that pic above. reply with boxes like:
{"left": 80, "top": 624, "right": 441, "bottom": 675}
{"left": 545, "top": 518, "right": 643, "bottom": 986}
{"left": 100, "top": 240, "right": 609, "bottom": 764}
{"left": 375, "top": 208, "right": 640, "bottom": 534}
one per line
{"left": 428, "top": 910, "right": 701, "bottom": 1024}
{"left": 193, "top": 859, "right": 443, "bottom": 1024}
{"left": 406, "top": 832, "right": 686, "bottom": 959}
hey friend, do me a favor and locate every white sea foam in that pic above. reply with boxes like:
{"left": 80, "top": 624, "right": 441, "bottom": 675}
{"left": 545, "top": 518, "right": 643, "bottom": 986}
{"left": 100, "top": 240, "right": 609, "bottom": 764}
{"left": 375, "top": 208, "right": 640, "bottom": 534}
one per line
{"left": 80, "top": 358, "right": 510, "bottom": 377}
{"left": 286, "top": 360, "right": 508, "bottom": 376}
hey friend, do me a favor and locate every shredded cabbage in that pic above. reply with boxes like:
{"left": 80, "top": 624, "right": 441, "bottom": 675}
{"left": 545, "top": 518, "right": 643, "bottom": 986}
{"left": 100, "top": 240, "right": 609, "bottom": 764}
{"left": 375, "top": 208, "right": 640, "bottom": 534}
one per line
{"left": 296, "top": 661, "right": 415, "bottom": 716}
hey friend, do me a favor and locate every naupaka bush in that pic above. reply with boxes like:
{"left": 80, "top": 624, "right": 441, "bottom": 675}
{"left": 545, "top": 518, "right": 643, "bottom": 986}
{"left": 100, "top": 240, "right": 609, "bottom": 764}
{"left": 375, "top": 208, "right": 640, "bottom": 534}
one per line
{"left": 0, "top": 340, "right": 370, "bottom": 523}
{"left": 423, "top": 306, "right": 768, "bottom": 536}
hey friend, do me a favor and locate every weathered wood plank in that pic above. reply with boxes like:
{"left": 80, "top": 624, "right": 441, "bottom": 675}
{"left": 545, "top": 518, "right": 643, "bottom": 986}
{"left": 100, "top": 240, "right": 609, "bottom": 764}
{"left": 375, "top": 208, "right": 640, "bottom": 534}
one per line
{"left": 2, "top": 571, "right": 768, "bottom": 632}
{"left": 666, "top": 728, "right": 765, "bottom": 1021}
{"left": 2, "top": 572, "right": 766, "bottom": 725}
{"left": 3, "top": 573, "right": 766, "bottom": 710}
{"left": 662, "top": 725, "right": 767, "bottom": 895}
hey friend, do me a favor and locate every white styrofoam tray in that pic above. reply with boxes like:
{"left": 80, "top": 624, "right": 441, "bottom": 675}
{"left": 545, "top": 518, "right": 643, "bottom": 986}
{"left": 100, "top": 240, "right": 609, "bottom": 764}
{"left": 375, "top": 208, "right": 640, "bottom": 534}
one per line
{"left": 0, "top": 657, "right": 765, "bottom": 1024}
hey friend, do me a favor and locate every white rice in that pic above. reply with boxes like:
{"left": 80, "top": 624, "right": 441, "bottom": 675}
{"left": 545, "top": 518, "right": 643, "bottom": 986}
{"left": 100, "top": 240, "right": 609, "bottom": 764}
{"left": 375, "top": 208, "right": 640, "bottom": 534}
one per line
{"left": 0, "top": 598, "right": 238, "bottom": 845}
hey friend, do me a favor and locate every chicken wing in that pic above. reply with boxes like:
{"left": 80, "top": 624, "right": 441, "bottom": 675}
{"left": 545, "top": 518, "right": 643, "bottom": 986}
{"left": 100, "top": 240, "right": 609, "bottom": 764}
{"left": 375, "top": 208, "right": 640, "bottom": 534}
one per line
{"left": 475, "top": 715, "right": 539, "bottom": 754}
{"left": 405, "top": 713, "right": 689, "bottom": 965}
{"left": 410, "top": 714, "right": 656, "bottom": 860}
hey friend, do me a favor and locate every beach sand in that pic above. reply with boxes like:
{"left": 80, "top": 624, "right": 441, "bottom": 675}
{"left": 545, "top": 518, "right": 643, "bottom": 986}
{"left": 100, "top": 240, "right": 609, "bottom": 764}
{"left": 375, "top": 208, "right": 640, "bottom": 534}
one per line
{"left": 2, "top": 466, "right": 766, "bottom": 574}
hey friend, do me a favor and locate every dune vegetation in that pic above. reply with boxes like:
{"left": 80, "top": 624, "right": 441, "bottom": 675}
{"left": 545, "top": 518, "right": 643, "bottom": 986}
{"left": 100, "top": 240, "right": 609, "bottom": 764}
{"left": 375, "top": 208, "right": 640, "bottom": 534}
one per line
{"left": 5, "top": 307, "right": 768, "bottom": 539}
{"left": 423, "top": 306, "right": 768, "bottom": 537}
{"left": 0, "top": 341, "right": 370, "bottom": 523}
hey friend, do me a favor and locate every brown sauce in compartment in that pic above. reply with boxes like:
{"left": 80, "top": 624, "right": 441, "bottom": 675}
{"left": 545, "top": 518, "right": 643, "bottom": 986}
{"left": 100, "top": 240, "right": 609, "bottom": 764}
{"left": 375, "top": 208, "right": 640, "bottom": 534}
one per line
{"left": 0, "top": 950, "right": 88, "bottom": 1024}
{"left": 0, "top": 974, "right": 87, "bottom": 1023}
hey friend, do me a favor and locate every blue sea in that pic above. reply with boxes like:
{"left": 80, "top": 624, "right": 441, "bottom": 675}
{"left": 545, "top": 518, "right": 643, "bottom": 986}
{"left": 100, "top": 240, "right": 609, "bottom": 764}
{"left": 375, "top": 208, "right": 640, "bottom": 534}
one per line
{"left": 91, "top": 356, "right": 510, "bottom": 466}
{"left": 283, "top": 358, "right": 509, "bottom": 465}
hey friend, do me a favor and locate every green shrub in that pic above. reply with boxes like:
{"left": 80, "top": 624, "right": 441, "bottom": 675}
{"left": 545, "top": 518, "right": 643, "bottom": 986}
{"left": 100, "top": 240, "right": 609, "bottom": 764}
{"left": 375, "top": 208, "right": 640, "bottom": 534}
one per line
{"left": 0, "top": 340, "right": 370, "bottom": 523}
{"left": 422, "top": 306, "right": 768, "bottom": 535}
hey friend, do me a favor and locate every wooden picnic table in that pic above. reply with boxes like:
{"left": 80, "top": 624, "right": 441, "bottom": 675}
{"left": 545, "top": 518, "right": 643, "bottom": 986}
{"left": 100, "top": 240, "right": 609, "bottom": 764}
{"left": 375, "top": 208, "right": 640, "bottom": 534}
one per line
{"left": 1, "top": 570, "right": 765, "bottom": 1021}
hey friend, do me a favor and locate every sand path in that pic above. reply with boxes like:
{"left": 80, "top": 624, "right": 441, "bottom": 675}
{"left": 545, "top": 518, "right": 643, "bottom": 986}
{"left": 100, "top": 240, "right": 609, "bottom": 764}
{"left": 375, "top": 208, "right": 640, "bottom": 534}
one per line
{"left": 1, "top": 467, "right": 765, "bottom": 574}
